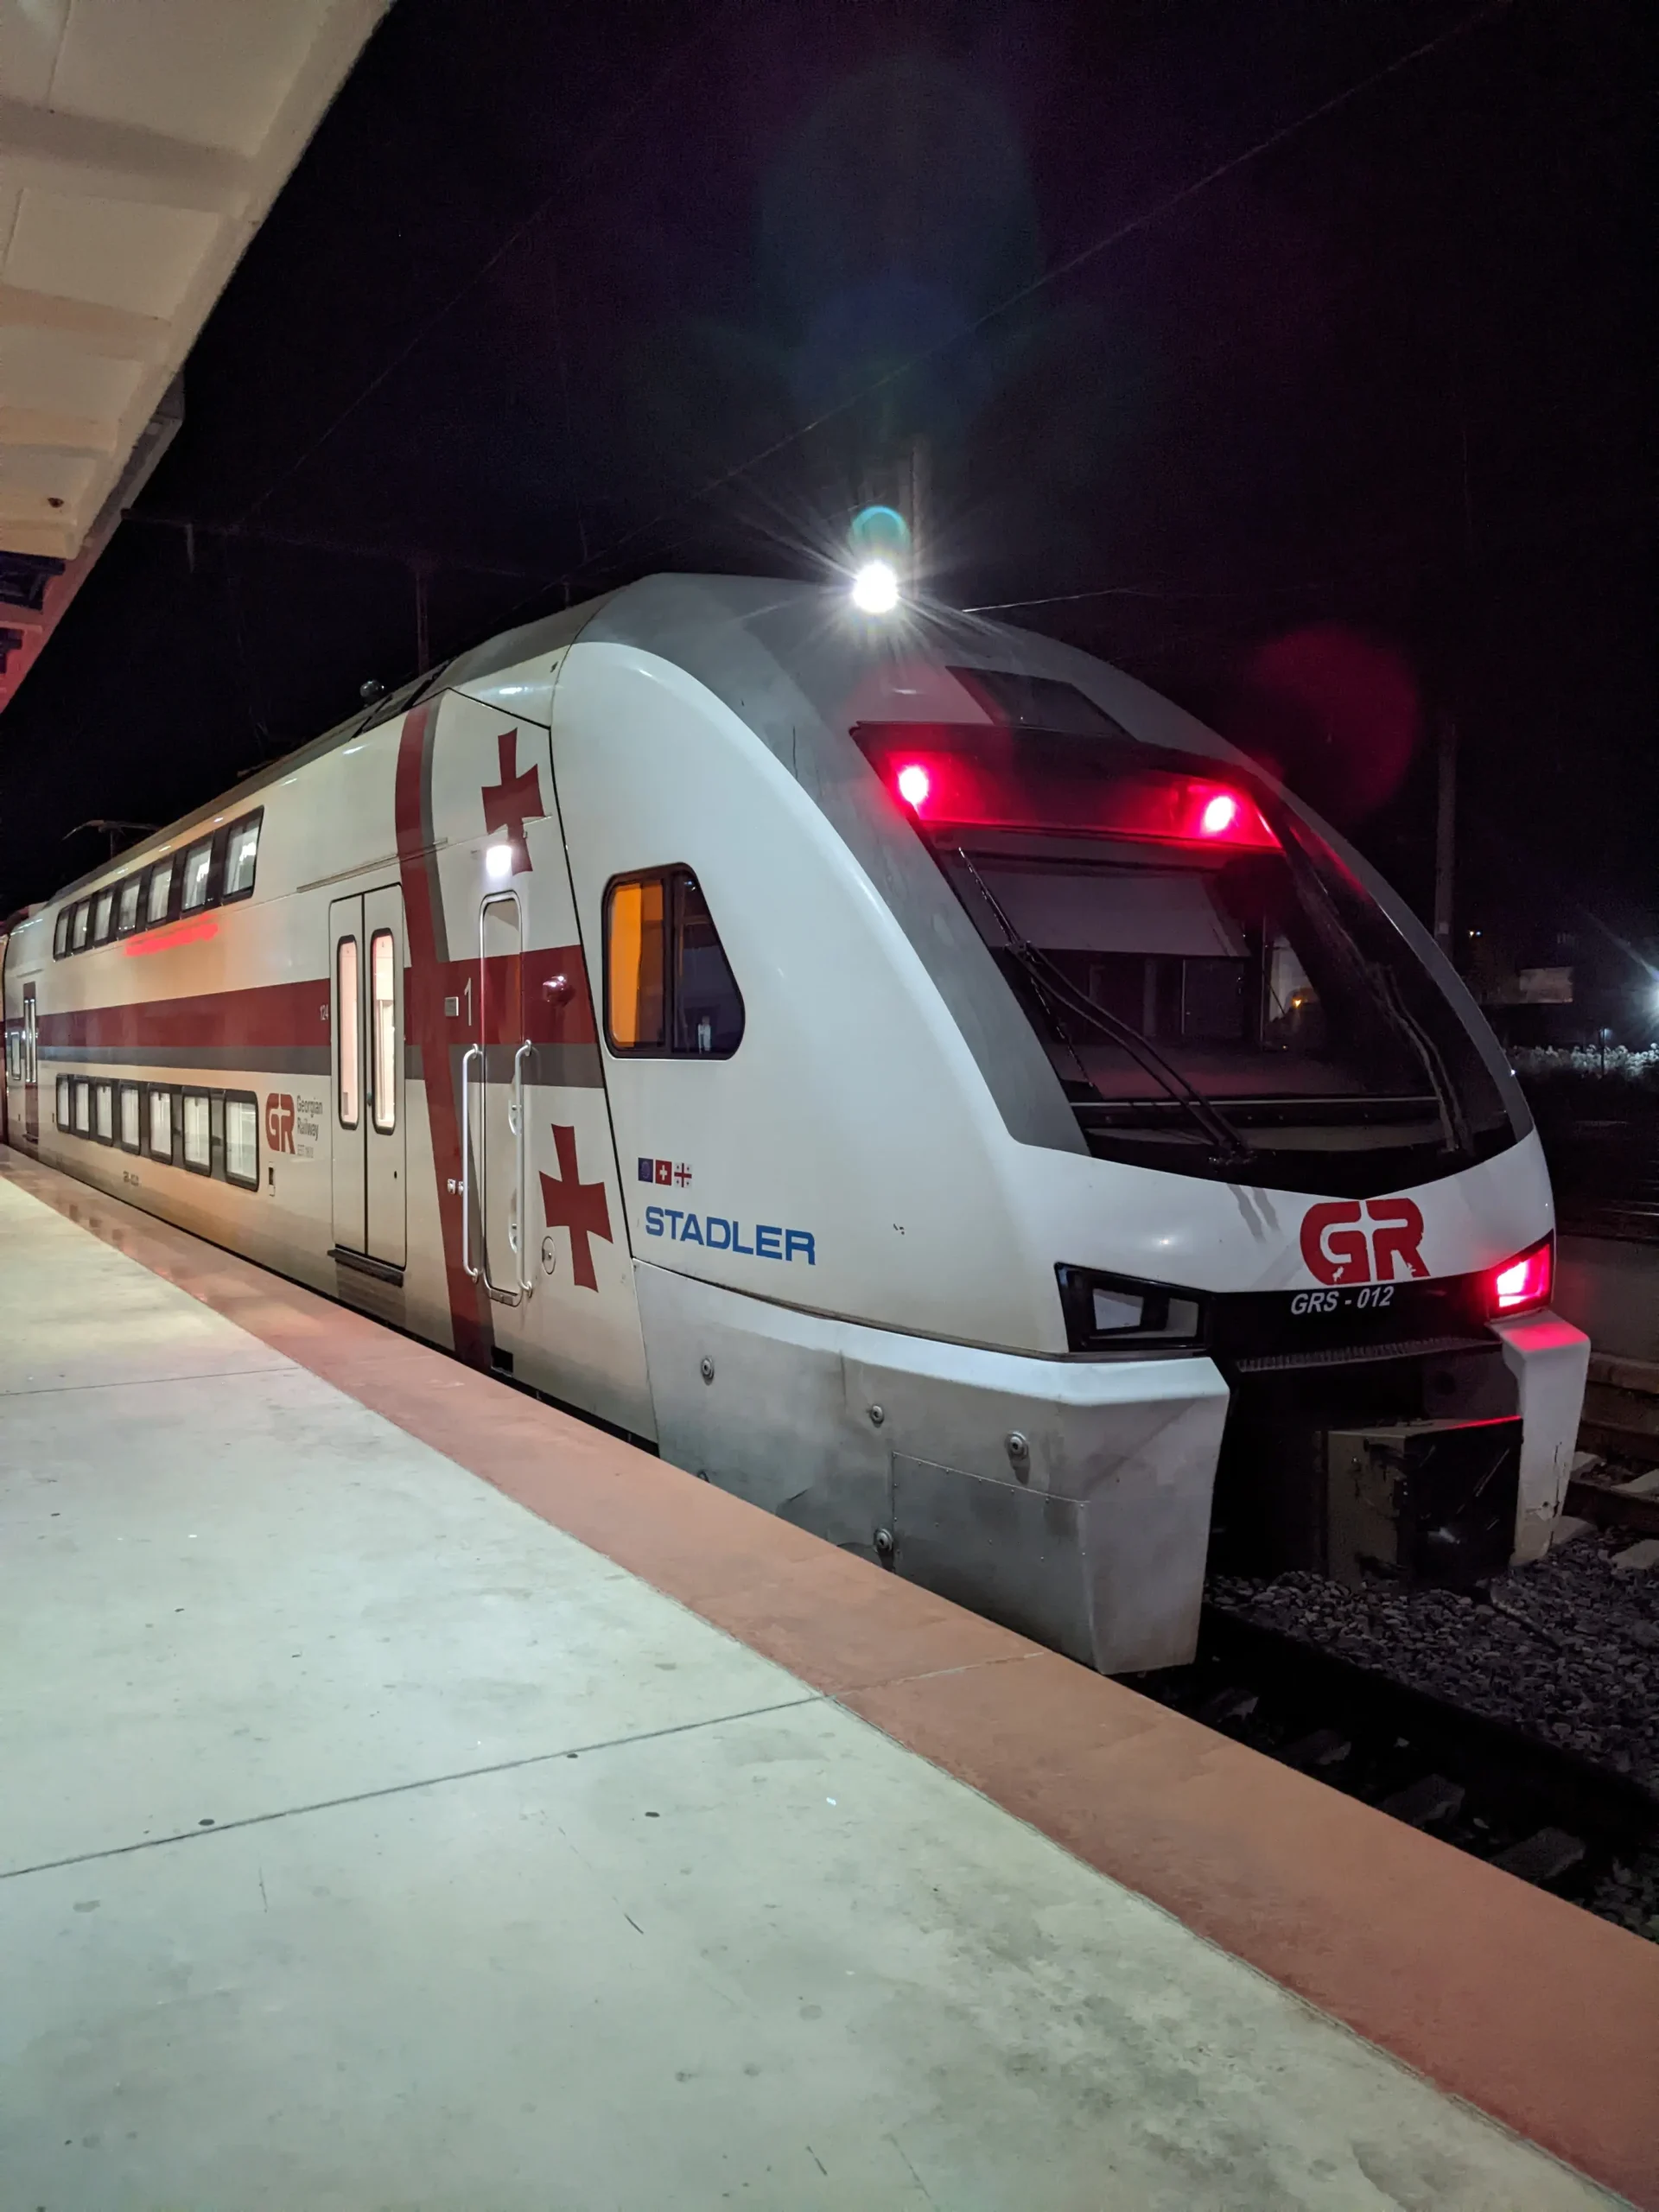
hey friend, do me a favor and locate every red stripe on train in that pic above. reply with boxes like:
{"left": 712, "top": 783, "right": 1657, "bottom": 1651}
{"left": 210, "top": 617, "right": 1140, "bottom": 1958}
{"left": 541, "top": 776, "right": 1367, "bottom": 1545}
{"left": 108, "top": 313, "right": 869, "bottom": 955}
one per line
{"left": 35, "top": 953, "right": 596, "bottom": 1052}
{"left": 38, "top": 980, "right": 328, "bottom": 1051}
{"left": 396, "top": 702, "right": 494, "bottom": 1368}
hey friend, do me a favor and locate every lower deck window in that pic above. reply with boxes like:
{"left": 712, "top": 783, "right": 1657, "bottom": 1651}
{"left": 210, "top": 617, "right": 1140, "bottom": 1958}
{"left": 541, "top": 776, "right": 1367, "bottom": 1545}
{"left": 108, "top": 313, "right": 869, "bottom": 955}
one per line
{"left": 119, "top": 1084, "right": 142, "bottom": 1152}
{"left": 224, "top": 1095, "right": 258, "bottom": 1188}
{"left": 56, "top": 1074, "right": 71, "bottom": 1128}
{"left": 94, "top": 1081, "right": 114, "bottom": 1143}
{"left": 73, "top": 1078, "right": 91, "bottom": 1134}
{"left": 149, "top": 1089, "right": 174, "bottom": 1160}
{"left": 182, "top": 1091, "right": 212, "bottom": 1172}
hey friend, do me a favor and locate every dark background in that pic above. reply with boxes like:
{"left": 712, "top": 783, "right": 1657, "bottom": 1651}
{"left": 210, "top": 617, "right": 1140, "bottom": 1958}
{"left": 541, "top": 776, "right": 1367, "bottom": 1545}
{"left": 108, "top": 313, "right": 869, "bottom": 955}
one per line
{"left": 1, "top": 0, "right": 1649, "bottom": 1023}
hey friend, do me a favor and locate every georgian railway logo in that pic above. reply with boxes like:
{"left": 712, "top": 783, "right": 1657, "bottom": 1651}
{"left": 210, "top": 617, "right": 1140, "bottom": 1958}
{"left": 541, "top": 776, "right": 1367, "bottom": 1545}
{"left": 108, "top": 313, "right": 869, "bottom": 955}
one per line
{"left": 540, "top": 1122, "right": 613, "bottom": 1291}
{"left": 1300, "top": 1197, "right": 1428, "bottom": 1286}
{"left": 264, "top": 1093, "right": 296, "bottom": 1154}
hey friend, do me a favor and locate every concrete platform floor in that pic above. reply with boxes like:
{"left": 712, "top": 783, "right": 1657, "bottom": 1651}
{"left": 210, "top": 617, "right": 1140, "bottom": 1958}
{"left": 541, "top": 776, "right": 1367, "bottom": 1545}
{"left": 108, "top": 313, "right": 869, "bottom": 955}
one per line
{"left": 0, "top": 1170, "right": 1635, "bottom": 2210}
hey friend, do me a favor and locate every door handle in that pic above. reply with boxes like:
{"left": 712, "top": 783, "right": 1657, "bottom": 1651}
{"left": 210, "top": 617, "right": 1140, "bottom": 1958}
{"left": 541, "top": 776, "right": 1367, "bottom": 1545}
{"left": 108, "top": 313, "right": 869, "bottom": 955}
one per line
{"left": 512, "top": 1039, "right": 534, "bottom": 1295}
{"left": 460, "top": 1043, "right": 481, "bottom": 1282}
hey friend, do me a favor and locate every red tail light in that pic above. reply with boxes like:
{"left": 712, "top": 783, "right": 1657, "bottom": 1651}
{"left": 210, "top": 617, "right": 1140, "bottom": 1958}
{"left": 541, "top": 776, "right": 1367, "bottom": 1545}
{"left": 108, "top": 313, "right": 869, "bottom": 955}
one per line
{"left": 1488, "top": 1235, "right": 1553, "bottom": 1317}
{"left": 876, "top": 751, "right": 1277, "bottom": 849}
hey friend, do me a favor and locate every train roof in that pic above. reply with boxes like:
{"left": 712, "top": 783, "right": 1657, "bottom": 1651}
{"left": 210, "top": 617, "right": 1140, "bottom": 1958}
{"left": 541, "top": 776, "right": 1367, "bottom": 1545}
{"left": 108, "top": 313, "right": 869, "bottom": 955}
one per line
{"left": 42, "top": 574, "right": 1235, "bottom": 912}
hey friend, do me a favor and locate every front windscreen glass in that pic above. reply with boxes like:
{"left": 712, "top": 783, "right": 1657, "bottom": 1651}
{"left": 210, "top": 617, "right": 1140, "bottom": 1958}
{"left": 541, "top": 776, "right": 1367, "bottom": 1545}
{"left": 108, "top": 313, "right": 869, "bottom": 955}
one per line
{"left": 855, "top": 721, "right": 1515, "bottom": 1192}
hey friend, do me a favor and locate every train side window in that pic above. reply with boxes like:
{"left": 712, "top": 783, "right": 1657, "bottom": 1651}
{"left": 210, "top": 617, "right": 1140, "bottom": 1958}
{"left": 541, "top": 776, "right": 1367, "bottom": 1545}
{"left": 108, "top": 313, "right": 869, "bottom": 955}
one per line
{"left": 370, "top": 930, "right": 397, "bottom": 1131}
{"left": 71, "top": 900, "right": 92, "bottom": 951}
{"left": 149, "top": 1087, "right": 174, "bottom": 1161}
{"left": 118, "top": 1084, "right": 142, "bottom": 1152}
{"left": 337, "top": 936, "right": 360, "bottom": 1128}
{"left": 146, "top": 859, "right": 175, "bottom": 926}
{"left": 54, "top": 909, "right": 70, "bottom": 958}
{"left": 603, "top": 868, "right": 744, "bottom": 1058}
{"left": 73, "top": 1077, "right": 91, "bottom": 1134}
{"left": 182, "top": 1091, "right": 212, "bottom": 1173}
{"left": 181, "top": 838, "right": 213, "bottom": 912}
{"left": 56, "top": 1074, "right": 71, "bottom": 1128}
{"left": 117, "top": 877, "right": 142, "bottom": 935}
{"left": 222, "top": 813, "right": 261, "bottom": 900}
{"left": 94, "top": 1080, "right": 115, "bottom": 1143}
{"left": 93, "top": 888, "right": 115, "bottom": 944}
{"left": 224, "top": 1093, "right": 259, "bottom": 1187}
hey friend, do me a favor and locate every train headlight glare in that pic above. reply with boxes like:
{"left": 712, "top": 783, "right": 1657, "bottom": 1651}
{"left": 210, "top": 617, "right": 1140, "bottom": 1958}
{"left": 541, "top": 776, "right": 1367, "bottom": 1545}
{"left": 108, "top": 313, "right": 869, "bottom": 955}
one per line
{"left": 486, "top": 842, "right": 512, "bottom": 881}
{"left": 851, "top": 559, "right": 899, "bottom": 614}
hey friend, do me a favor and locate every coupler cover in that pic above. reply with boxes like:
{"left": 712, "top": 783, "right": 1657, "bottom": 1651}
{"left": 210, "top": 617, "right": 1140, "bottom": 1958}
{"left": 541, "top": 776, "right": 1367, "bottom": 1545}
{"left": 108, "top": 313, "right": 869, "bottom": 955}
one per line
{"left": 1325, "top": 1417, "right": 1522, "bottom": 1588}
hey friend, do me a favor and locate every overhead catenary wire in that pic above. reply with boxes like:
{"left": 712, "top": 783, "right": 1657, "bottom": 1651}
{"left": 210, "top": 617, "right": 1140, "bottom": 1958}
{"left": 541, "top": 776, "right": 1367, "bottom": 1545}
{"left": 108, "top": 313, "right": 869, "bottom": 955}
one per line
{"left": 232, "top": 0, "right": 749, "bottom": 536}
{"left": 525, "top": 0, "right": 1514, "bottom": 609}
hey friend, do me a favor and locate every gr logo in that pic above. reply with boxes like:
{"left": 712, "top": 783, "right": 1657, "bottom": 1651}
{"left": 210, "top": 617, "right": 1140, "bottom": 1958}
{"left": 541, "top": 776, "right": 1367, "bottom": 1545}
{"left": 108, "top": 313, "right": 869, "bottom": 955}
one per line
{"left": 264, "top": 1093, "right": 296, "bottom": 1154}
{"left": 1300, "top": 1197, "right": 1428, "bottom": 1286}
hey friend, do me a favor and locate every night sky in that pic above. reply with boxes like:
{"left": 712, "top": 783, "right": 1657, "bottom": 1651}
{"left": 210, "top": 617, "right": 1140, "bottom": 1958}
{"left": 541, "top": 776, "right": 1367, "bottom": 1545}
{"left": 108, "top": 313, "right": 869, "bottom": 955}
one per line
{"left": 0, "top": 0, "right": 1648, "bottom": 1007}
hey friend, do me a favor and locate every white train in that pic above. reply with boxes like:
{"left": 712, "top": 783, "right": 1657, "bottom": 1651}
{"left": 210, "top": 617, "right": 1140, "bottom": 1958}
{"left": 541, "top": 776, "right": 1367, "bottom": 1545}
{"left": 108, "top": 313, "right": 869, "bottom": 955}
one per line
{"left": 1, "top": 575, "right": 1588, "bottom": 1670}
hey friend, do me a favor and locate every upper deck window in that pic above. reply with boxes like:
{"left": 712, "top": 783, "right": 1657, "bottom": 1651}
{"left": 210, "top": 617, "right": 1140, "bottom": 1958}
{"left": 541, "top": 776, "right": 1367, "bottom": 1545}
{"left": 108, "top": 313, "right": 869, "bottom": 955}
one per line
{"left": 92, "top": 888, "right": 114, "bottom": 943}
{"left": 117, "top": 877, "right": 142, "bottom": 934}
{"left": 71, "top": 901, "right": 91, "bottom": 951}
{"left": 181, "top": 838, "right": 213, "bottom": 912}
{"left": 223, "top": 813, "right": 261, "bottom": 899}
{"left": 54, "top": 910, "right": 69, "bottom": 958}
{"left": 146, "top": 859, "right": 174, "bottom": 926}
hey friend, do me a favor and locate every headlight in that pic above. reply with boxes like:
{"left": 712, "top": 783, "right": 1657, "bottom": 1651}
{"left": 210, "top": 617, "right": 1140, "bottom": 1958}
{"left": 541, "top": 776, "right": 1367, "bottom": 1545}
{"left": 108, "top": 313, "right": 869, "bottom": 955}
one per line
{"left": 1054, "top": 1264, "right": 1208, "bottom": 1354}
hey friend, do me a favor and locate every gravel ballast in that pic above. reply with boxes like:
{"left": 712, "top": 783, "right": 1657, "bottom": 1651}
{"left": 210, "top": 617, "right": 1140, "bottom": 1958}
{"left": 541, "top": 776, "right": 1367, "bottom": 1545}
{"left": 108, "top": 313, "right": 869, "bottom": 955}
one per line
{"left": 1207, "top": 1508, "right": 1659, "bottom": 1940}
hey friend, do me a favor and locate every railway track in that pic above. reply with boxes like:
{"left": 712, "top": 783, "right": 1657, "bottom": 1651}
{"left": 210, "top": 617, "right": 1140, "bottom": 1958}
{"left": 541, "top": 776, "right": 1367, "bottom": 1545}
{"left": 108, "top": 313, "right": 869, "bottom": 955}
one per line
{"left": 1135, "top": 1604, "right": 1659, "bottom": 1915}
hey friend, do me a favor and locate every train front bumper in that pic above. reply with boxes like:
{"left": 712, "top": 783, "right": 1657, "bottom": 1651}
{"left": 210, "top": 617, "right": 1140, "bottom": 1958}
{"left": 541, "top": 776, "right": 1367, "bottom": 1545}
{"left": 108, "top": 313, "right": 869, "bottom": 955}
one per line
{"left": 638, "top": 1264, "right": 1230, "bottom": 1673}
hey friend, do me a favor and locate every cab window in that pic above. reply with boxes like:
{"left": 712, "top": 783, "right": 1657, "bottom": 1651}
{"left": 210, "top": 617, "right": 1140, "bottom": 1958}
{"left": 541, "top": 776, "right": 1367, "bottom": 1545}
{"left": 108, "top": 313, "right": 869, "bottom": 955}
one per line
{"left": 603, "top": 868, "right": 743, "bottom": 1058}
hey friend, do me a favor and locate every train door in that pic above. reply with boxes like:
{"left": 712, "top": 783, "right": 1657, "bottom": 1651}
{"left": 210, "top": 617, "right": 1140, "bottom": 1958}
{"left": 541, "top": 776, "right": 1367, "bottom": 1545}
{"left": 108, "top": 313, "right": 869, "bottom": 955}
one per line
{"left": 329, "top": 889, "right": 407, "bottom": 1268}
{"left": 468, "top": 889, "right": 528, "bottom": 1304}
{"left": 22, "top": 982, "right": 37, "bottom": 1145}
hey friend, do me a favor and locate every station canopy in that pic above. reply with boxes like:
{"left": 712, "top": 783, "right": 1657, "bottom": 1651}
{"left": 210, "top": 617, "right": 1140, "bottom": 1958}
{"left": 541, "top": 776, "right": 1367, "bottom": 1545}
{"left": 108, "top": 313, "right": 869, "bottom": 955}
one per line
{"left": 0, "top": 0, "right": 388, "bottom": 713}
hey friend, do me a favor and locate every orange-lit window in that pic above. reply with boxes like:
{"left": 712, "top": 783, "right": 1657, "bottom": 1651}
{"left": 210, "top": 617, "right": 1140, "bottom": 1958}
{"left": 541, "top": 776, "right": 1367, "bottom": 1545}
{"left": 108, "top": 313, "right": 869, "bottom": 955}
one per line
{"left": 371, "top": 930, "right": 396, "bottom": 1132}
{"left": 602, "top": 868, "right": 744, "bottom": 1058}
{"left": 337, "top": 936, "right": 360, "bottom": 1128}
{"left": 605, "top": 875, "right": 667, "bottom": 1051}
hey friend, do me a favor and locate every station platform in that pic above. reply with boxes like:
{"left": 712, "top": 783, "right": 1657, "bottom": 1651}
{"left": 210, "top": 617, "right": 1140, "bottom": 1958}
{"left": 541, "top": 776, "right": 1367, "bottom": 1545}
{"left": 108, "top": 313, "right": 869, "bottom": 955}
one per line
{"left": 3, "top": 1147, "right": 1656, "bottom": 2212}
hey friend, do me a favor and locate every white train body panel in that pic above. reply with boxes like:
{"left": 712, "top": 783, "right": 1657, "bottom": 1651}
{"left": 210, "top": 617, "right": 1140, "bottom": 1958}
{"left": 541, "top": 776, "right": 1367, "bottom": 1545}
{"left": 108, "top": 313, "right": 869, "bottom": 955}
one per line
{"left": 3, "top": 576, "right": 1588, "bottom": 1670}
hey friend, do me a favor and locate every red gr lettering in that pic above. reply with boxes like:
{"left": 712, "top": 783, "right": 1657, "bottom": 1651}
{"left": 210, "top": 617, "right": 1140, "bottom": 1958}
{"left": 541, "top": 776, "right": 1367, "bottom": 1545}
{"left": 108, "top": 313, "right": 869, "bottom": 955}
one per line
{"left": 1300, "top": 1200, "right": 1370, "bottom": 1285}
{"left": 1366, "top": 1197, "right": 1427, "bottom": 1281}
{"left": 1300, "top": 1195, "right": 1430, "bottom": 1285}
{"left": 264, "top": 1093, "right": 296, "bottom": 1154}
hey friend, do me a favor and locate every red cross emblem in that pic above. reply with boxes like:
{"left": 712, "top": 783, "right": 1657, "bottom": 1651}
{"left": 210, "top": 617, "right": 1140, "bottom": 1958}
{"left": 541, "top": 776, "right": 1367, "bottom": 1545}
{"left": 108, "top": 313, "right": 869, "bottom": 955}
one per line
{"left": 480, "top": 729, "right": 543, "bottom": 875}
{"left": 540, "top": 1122, "right": 612, "bottom": 1292}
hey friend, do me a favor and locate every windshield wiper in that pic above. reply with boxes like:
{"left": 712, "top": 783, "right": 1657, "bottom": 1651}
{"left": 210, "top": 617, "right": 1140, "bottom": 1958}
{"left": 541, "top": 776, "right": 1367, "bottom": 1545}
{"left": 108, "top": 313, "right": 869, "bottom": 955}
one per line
{"left": 1273, "top": 821, "right": 1471, "bottom": 1159}
{"left": 953, "top": 849, "right": 1255, "bottom": 1171}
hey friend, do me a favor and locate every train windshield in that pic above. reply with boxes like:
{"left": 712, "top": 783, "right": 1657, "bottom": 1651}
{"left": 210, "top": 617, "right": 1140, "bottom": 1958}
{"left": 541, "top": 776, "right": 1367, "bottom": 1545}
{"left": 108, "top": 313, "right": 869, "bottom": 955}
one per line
{"left": 855, "top": 721, "right": 1514, "bottom": 1192}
